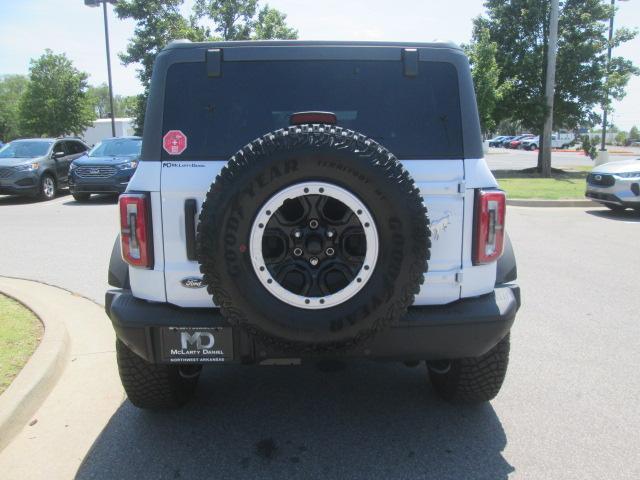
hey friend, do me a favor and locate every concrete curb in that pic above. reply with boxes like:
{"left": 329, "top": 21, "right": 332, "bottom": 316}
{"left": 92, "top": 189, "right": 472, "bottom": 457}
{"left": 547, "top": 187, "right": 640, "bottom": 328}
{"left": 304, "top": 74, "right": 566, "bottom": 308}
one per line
{"left": 0, "top": 279, "right": 121, "bottom": 479}
{"left": 0, "top": 278, "right": 70, "bottom": 453}
{"left": 507, "top": 199, "right": 594, "bottom": 207}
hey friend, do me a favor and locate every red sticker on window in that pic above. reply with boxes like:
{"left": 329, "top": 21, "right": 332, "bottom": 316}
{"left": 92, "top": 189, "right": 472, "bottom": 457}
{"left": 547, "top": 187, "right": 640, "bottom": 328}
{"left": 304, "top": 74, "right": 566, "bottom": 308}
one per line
{"left": 163, "top": 130, "right": 188, "bottom": 155}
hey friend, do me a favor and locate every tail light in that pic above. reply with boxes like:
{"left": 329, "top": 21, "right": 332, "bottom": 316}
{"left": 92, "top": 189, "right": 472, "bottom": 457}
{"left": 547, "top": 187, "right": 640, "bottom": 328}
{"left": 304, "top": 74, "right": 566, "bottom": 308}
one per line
{"left": 119, "top": 193, "right": 153, "bottom": 268}
{"left": 473, "top": 189, "right": 506, "bottom": 265}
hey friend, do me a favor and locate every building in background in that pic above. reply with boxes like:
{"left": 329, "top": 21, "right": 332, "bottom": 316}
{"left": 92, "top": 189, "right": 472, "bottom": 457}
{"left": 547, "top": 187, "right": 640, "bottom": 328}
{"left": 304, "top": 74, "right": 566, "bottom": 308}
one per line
{"left": 82, "top": 118, "right": 134, "bottom": 146}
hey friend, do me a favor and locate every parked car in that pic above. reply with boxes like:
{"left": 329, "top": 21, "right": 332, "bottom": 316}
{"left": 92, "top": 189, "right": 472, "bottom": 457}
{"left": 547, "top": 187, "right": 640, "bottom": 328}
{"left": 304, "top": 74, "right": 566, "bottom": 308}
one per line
{"left": 520, "top": 132, "right": 575, "bottom": 151}
{"left": 497, "top": 136, "right": 516, "bottom": 147}
{"left": 0, "top": 138, "right": 88, "bottom": 200}
{"left": 105, "top": 40, "right": 520, "bottom": 409}
{"left": 507, "top": 134, "right": 535, "bottom": 149}
{"left": 519, "top": 136, "right": 539, "bottom": 150}
{"left": 585, "top": 158, "right": 640, "bottom": 212}
{"left": 69, "top": 136, "right": 142, "bottom": 202}
{"left": 488, "top": 136, "right": 508, "bottom": 147}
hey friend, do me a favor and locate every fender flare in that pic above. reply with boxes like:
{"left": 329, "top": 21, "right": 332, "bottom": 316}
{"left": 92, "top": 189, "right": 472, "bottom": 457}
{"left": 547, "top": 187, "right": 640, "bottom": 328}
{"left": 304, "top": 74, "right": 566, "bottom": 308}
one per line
{"left": 496, "top": 232, "right": 517, "bottom": 285}
{"left": 108, "top": 235, "right": 130, "bottom": 289}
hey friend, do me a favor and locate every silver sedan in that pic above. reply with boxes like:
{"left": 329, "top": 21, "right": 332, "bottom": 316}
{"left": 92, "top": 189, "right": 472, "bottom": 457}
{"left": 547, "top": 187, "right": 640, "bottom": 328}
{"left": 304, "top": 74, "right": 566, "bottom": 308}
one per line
{"left": 585, "top": 159, "right": 640, "bottom": 211}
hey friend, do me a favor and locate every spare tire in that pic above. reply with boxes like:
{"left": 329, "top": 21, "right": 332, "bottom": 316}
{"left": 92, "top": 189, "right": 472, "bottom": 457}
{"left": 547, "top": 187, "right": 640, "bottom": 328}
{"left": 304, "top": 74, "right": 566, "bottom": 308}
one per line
{"left": 197, "top": 125, "right": 430, "bottom": 350}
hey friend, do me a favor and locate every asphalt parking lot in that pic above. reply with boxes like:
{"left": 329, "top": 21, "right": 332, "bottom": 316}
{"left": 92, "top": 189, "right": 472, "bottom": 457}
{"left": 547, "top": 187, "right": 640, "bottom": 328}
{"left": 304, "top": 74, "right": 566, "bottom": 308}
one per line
{"left": 1, "top": 154, "right": 639, "bottom": 479}
{"left": 485, "top": 146, "right": 638, "bottom": 170}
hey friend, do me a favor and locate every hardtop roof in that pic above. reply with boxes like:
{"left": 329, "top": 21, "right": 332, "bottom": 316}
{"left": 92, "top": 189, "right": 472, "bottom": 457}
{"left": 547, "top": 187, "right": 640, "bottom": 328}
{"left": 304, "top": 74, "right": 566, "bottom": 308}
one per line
{"left": 162, "top": 39, "right": 462, "bottom": 52}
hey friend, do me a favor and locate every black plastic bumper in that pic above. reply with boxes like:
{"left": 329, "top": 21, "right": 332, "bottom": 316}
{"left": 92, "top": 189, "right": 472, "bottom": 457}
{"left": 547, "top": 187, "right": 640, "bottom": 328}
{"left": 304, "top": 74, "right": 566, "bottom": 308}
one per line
{"left": 105, "top": 285, "right": 520, "bottom": 364}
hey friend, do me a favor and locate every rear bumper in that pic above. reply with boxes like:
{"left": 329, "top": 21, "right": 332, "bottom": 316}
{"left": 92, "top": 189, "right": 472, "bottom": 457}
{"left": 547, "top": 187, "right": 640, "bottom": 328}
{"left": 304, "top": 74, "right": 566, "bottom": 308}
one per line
{"left": 106, "top": 285, "right": 521, "bottom": 364}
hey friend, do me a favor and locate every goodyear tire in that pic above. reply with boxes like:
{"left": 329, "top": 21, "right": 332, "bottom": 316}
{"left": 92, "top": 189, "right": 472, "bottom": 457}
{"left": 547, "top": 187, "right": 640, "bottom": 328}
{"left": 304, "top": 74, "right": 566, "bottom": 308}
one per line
{"left": 427, "top": 334, "right": 511, "bottom": 404}
{"left": 116, "top": 339, "right": 201, "bottom": 409}
{"left": 197, "top": 125, "right": 430, "bottom": 350}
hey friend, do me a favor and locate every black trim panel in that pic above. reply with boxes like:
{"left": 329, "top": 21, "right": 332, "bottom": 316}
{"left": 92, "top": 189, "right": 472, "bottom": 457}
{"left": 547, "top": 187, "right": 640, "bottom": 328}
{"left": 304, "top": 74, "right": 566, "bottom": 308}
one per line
{"left": 496, "top": 232, "right": 517, "bottom": 285}
{"left": 184, "top": 199, "right": 198, "bottom": 261}
{"left": 106, "top": 285, "right": 520, "bottom": 363}
{"left": 107, "top": 235, "right": 130, "bottom": 289}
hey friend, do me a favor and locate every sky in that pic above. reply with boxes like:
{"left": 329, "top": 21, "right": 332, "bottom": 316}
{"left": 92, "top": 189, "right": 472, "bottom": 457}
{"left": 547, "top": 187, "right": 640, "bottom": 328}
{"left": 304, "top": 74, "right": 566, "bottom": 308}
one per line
{"left": 0, "top": 0, "right": 639, "bottom": 130}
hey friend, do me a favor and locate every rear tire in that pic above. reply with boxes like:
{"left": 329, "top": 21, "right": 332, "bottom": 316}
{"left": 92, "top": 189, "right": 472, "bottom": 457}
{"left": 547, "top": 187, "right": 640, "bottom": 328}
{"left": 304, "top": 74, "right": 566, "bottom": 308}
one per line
{"left": 427, "top": 334, "right": 510, "bottom": 404}
{"left": 116, "top": 339, "right": 200, "bottom": 409}
{"left": 72, "top": 192, "right": 90, "bottom": 202}
{"left": 605, "top": 204, "right": 626, "bottom": 212}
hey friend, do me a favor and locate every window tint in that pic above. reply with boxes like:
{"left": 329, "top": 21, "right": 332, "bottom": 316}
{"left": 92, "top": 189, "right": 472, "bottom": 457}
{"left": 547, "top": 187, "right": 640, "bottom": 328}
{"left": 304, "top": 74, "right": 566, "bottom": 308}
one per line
{"left": 162, "top": 60, "right": 463, "bottom": 160}
{"left": 89, "top": 138, "right": 142, "bottom": 157}
{"left": 0, "top": 141, "right": 52, "bottom": 158}
{"left": 70, "top": 141, "right": 87, "bottom": 154}
{"left": 53, "top": 142, "right": 65, "bottom": 155}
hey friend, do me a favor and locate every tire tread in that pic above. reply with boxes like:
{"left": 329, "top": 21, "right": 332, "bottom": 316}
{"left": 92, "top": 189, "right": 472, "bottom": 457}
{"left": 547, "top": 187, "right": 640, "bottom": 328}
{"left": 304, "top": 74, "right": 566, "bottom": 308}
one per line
{"left": 116, "top": 339, "right": 198, "bottom": 409}
{"left": 197, "top": 125, "right": 430, "bottom": 351}
{"left": 428, "top": 334, "right": 510, "bottom": 404}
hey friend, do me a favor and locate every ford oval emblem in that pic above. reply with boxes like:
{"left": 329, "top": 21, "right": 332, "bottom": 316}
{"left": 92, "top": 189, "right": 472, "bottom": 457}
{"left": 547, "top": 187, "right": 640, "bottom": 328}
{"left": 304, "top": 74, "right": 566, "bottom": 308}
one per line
{"left": 595, "top": 174, "right": 602, "bottom": 181}
{"left": 181, "top": 277, "right": 205, "bottom": 289}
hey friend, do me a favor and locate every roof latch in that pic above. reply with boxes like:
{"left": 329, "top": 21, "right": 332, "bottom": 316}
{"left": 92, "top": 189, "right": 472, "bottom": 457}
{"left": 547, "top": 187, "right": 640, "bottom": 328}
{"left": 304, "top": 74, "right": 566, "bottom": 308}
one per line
{"left": 206, "top": 49, "right": 222, "bottom": 77}
{"left": 402, "top": 48, "right": 419, "bottom": 77}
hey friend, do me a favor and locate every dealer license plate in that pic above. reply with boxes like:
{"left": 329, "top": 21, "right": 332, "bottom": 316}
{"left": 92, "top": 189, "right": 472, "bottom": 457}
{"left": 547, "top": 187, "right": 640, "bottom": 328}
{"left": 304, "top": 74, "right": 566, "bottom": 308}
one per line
{"left": 160, "top": 327, "right": 233, "bottom": 364}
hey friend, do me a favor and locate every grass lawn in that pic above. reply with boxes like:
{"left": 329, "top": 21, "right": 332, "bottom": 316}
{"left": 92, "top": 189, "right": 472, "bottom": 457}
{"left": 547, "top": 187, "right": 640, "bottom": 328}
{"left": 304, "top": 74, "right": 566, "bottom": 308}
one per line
{"left": 494, "top": 168, "right": 590, "bottom": 200}
{"left": 0, "top": 294, "right": 43, "bottom": 394}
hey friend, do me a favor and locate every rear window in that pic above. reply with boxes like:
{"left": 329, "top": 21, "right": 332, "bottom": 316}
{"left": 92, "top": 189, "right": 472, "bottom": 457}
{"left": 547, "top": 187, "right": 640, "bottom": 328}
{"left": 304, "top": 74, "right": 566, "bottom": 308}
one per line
{"left": 161, "top": 60, "right": 463, "bottom": 160}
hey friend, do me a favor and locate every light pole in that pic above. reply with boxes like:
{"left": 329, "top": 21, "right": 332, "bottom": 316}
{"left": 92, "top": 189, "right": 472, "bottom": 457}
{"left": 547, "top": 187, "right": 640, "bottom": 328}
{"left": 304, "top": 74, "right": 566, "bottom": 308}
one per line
{"left": 84, "top": 0, "right": 118, "bottom": 138}
{"left": 601, "top": 0, "right": 630, "bottom": 152}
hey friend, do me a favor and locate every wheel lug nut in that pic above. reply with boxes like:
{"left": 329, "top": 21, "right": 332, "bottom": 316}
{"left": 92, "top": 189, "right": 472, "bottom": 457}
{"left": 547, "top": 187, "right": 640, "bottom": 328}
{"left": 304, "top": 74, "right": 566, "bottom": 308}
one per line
{"left": 309, "top": 219, "right": 319, "bottom": 229}
{"left": 326, "top": 247, "right": 335, "bottom": 256}
{"left": 293, "top": 248, "right": 303, "bottom": 256}
{"left": 294, "top": 230, "right": 302, "bottom": 238}
{"left": 326, "top": 230, "right": 334, "bottom": 238}
{"left": 309, "top": 257, "right": 319, "bottom": 266}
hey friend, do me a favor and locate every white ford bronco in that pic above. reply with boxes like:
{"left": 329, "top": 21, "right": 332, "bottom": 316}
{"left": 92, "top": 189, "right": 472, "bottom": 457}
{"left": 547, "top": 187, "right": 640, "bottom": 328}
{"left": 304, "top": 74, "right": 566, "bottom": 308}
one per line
{"left": 106, "top": 40, "right": 520, "bottom": 409}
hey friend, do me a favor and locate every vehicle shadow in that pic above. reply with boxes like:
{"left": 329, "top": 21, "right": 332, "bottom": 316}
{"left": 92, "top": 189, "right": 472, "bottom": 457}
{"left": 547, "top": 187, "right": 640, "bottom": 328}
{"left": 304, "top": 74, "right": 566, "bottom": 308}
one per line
{"left": 586, "top": 208, "right": 640, "bottom": 222}
{"left": 0, "top": 191, "right": 69, "bottom": 206}
{"left": 62, "top": 194, "right": 118, "bottom": 206}
{"left": 76, "top": 361, "right": 513, "bottom": 480}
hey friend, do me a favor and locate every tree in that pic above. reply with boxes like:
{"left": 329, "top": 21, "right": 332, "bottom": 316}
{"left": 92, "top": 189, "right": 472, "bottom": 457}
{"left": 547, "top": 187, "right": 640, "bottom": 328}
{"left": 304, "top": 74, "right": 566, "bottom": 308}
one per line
{"left": 474, "top": 0, "right": 638, "bottom": 173}
{"left": 464, "top": 27, "right": 510, "bottom": 136}
{"left": 581, "top": 135, "right": 597, "bottom": 160}
{"left": 87, "top": 83, "right": 139, "bottom": 118}
{"left": 614, "top": 131, "right": 627, "bottom": 146}
{"left": 115, "top": 0, "right": 208, "bottom": 134}
{"left": 252, "top": 5, "right": 298, "bottom": 40}
{"left": 193, "top": 1, "right": 298, "bottom": 41}
{"left": 194, "top": 0, "right": 257, "bottom": 40}
{"left": 19, "top": 50, "right": 94, "bottom": 137}
{"left": 0, "top": 75, "right": 29, "bottom": 141}
{"left": 117, "top": 1, "right": 297, "bottom": 134}
{"left": 629, "top": 125, "right": 639, "bottom": 141}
